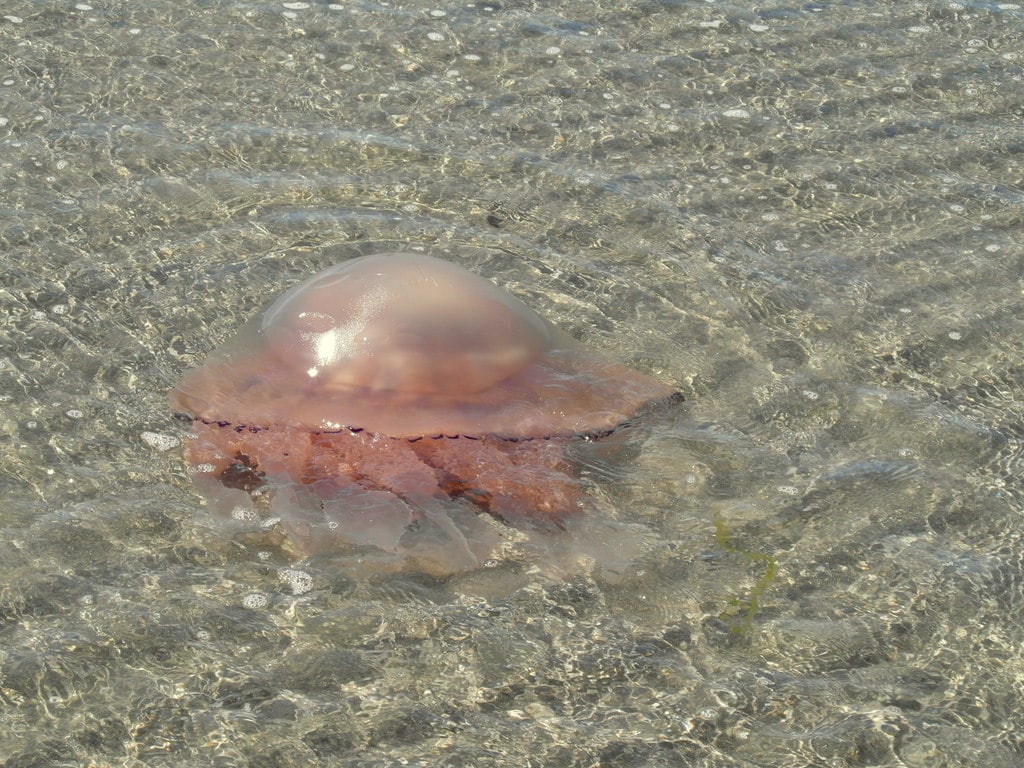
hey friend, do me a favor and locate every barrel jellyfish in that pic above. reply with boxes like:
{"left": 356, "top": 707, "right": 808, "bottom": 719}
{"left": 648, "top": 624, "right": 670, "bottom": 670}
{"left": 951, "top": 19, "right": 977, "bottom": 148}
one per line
{"left": 171, "top": 252, "right": 677, "bottom": 574}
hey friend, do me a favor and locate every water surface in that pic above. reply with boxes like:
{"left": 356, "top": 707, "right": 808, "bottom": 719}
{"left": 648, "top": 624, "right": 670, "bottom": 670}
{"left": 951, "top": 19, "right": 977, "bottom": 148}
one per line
{"left": 1, "top": 1, "right": 1022, "bottom": 765}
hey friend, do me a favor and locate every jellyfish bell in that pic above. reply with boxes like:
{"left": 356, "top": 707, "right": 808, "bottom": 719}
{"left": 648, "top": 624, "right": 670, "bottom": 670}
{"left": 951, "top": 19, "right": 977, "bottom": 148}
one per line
{"left": 260, "top": 252, "right": 553, "bottom": 397}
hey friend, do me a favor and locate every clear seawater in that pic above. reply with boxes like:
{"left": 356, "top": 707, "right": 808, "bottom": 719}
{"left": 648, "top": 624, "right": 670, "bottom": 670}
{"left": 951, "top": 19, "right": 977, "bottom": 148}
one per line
{"left": 1, "top": 0, "right": 1022, "bottom": 765}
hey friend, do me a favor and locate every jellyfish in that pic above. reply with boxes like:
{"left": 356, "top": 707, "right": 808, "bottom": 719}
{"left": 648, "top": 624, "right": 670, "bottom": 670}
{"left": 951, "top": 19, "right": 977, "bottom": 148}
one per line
{"left": 171, "top": 253, "right": 677, "bottom": 574}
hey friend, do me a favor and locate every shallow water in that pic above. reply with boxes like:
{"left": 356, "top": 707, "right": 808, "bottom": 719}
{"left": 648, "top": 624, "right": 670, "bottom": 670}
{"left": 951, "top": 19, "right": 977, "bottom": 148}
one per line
{"left": 2, "top": 0, "right": 1023, "bottom": 765}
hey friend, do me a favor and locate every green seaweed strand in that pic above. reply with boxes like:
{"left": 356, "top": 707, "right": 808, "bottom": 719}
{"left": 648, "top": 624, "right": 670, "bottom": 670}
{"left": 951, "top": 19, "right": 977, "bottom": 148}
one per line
{"left": 713, "top": 508, "right": 779, "bottom": 632}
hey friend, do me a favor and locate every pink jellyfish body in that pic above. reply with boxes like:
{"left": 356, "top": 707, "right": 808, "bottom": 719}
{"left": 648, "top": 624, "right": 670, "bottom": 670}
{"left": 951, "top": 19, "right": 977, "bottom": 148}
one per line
{"left": 171, "top": 253, "right": 677, "bottom": 572}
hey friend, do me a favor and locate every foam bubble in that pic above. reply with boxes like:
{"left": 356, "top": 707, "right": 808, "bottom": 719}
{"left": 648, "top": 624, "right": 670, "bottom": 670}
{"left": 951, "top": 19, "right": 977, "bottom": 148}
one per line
{"left": 242, "top": 592, "right": 271, "bottom": 609}
{"left": 141, "top": 431, "right": 180, "bottom": 452}
{"left": 231, "top": 505, "right": 259, "bottom": 523}
{"left": 280, "top": 569, "right": 314, "bottom": 595}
